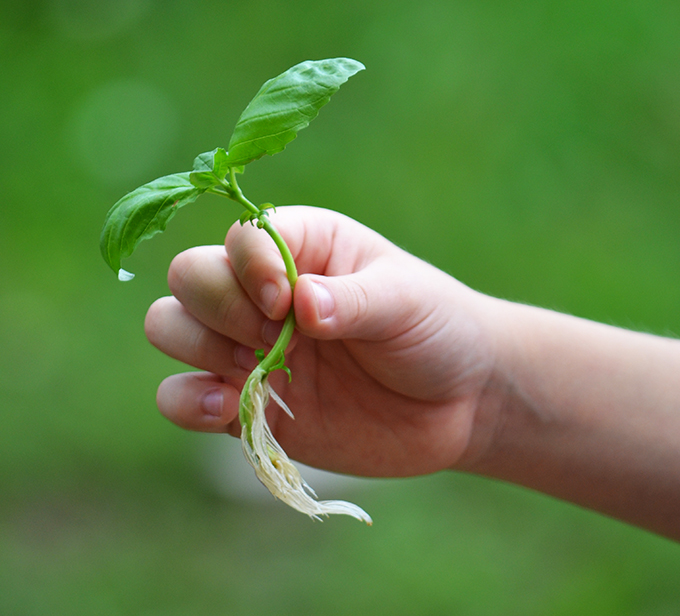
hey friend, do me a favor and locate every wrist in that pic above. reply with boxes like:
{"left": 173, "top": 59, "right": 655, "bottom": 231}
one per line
{"left": 453, "top": 297, "right": 576, "bottom": 477}
{"left": 458, "top": 299, "right": 566, "bottom": 477}
{"left": 447, "top": 293, "right": 515, "bottom": 473}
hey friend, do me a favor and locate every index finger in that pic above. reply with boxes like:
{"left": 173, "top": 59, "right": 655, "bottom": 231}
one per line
{"left": 225, "top": 205, "right": 389, "bottom": 319}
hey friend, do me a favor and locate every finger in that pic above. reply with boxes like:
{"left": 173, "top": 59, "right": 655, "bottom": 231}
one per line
{"left": 225, "top": 206, "right": 390, "bottom": 319}
{"left": 167, "top": 245, "right": 271, "bottom": 349}
{"left": 145, "top": 296, "right": 261, "bottom": 376}
{"left": 224, "top": 218, "right": 293, "bottom": 321}
{"left": 156, "top": 372, "right": 242, "bottom": 435}
{"left": 293, "top": 251, "right": 431, "bottom": 341}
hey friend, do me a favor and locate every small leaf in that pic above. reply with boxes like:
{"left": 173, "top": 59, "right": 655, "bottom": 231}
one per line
{"left": 212, "top": 148, "right": 230, "bottom": 178}
{"left": 189, "top": 171, "right": 219, "bottom": 189}
{"left": 225, "top": 58, "right": 365, "bottom": 166}
{"left": 193, "top": 150, "right": 216, "bottom": 172}
{"left": 100, "top": 173, "right": 204, "bottom": 277}
{"left": 193, "top": 147, "right": 229, "bottom": 179}
{"left": 239, "top": 210, "right": 254, "bottom": 226}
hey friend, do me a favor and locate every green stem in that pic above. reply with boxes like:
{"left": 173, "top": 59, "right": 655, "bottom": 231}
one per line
{"left": 223, "top": 167, "right": 299, "bottom": 434}
{"left": 226, "top": 167, "right": 298, "bottom": 289}
{"left": 260, "top": 217, "right": 298, "bottom": 289}
{"left": 225, "top": 168, "right": 259, "bottom": 216}
{"left": 260, "top": 306, "right": 296, "bottom": 371}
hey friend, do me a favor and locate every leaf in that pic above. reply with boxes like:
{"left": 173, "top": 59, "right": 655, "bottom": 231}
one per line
{"left": 193, "top": 148, "right": 229, "bottom": 178}
{"left": 189, "top": 171, "right": 219, "bottom": 189}
{"left": 212, "top": 148, "right": 230, "bottom": 178}
{"left": 100, "top": 173, "right": 204, "bottom": 278}
{"left": 193, "top": 150, "right": 216, "bottom": 172}
{"left": 239, "top": 210, "right": 255, "bottom": 226}
{"left": 225, "top": 58, "right": 365, "bottom": 166}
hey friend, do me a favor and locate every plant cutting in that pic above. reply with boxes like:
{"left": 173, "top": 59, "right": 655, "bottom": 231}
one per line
{"left": 100, "top": 58, "right": 371, "bottom": 524}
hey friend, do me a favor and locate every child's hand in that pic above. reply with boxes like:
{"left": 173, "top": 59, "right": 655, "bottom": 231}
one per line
{"left": 145, "top": 206, "right": 499, "bottom": 477}
{"left": 145, "top": 205, "right": 680, "bottom": 539}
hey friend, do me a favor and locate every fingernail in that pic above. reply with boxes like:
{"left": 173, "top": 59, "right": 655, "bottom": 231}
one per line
{"left": 262, "top": 320, "right": 283, "bottom": 347}
{"left": 260, "top": 282, "right": 280, "bottom": 316}
{"left": 234, "top": 345, "right": 258, "bottom": 371}
{"left": 202, "top": 389, "right": 223, "bottom": 417}
{"left": 312, "top": 281, "right": 334, "bottom": 321}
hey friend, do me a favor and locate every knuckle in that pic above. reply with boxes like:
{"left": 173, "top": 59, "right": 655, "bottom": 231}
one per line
{"left": 345, "top": 279, "right": 369, "bottom": 324}
{"left": 215, "top": 289, "right": 242, "bottom": 329}
{"left": 189, "top": 323, "right": 211, "bottom": 368}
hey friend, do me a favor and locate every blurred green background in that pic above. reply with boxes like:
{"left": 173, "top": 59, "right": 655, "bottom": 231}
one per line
{"left": 2, "top": 0, "right": 680, "bottom": 614}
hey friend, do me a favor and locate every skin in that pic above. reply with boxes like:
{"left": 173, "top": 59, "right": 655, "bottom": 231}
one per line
{"left": 145, "top": 206, "right": 680, "bottom": 541}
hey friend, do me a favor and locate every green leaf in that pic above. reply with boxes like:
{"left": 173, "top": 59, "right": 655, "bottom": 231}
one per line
{"left": 193, "top": 148, "right": 230, "bottom": 179}
{"left": 225, "top": 58, "right": 365, "bottom": 166}
{"left": 212, "top": 148, "right": 230, "bottom": 178}
{"left": 239, "top": 210, "right": 255, "bottom": 226}
{"left": 100, "top": 173, "right": 204, "bottom": 279}
{"left": 193, "top": 150, "right": 216, "bottom": 172}
{"left": 189, "top": 171, "right": 219, "bottom": 189}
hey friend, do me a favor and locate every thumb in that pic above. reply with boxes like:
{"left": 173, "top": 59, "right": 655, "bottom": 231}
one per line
{"left": 293, "top": 261, "right": 409, "bottom": 341}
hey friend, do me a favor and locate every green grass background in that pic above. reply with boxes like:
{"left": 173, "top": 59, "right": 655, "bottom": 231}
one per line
{"left": 2, "top": 0, "right": 680, "bottom": 613}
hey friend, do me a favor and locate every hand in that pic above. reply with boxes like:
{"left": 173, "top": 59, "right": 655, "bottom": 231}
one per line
{"left": 145, "top": 206, "right": 500, "bottom": 477}
{"left": 145, "top": 205, "right": 680, "bottom": 539}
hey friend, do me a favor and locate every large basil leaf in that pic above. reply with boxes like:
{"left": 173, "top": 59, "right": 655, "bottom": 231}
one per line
{"left": 100, "top": 173, "right": 204, "bottom": 280}
{"left": 225, "top": 58, "right": 365, "bottom": 166}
